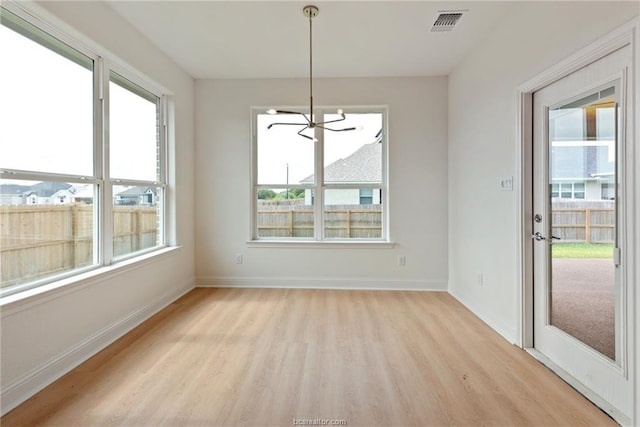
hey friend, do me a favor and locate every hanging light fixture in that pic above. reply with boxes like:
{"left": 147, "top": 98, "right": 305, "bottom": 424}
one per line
{"left": 266, "top": 5, "right": 357, "bottom": 140}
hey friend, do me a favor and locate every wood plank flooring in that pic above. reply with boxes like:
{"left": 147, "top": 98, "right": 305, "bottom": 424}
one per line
{"left": 2, "top": 288, "right": 615, "bottom": 426}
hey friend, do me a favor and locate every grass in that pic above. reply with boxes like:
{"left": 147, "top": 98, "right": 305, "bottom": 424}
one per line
{"left": 552, "top": 243, "right": 614, "bottom": 259}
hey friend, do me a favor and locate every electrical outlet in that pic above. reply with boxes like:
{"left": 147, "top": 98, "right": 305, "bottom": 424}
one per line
{"left": 235, "top": 254, "right": 243, "bottom": 264}
{"left": 398, "top": 255, "right": 406, "bottom": 267}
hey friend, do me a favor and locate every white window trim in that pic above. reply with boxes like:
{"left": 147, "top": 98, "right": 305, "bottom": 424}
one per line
{"left": 0, "top": 2, "right": 173, "bottom": 299}
{"left": 250, "top": 106, "right": 390, "bottom": 244}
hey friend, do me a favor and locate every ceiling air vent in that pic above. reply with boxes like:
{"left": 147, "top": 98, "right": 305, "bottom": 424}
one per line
{"left": 431, "top": 11, "right": 465, "bottom": 32}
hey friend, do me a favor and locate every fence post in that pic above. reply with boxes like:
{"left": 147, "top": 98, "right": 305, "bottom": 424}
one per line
{"left": 71, "top": 204, "right": 79, "bottom": 267}
{"left": 585, "top": 208, "right": 591, "bottom": 243}
{"left": 289, "top": 210, "right": 294, "bottom": 237}
{"left": 136, "top": 209, "right": 142, "bottom": 251}
{"left": 346, "top": 210, "right": 351, "bottom": 238}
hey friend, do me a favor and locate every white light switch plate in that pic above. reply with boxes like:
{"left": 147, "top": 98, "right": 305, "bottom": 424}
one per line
{"left": 500, "top": 176, "right": 513, "bottom": 191}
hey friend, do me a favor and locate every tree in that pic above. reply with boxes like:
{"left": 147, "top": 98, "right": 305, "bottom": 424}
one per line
{"left": 289, "top": 188, "right": 305, "bottom": 198}
{"left": 257, "top": 189, "right": 277, "bottom": 200}
{"left": 274, "top": 189, "right": 305, "bottom": 200}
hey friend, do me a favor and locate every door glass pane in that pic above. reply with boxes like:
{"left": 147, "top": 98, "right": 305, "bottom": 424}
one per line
{"left": 548, "top": 84, "right": 618, "bottom": 360}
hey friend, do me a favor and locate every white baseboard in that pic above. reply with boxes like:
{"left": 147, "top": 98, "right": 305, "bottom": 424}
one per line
{"left": 448, "top": 289, "right": 518, "bottom": 345}
{"left": 196, "top": 275, "right": 447, "bottom": 291}
{"left": 0, "top": 279, "right": 194, "bottom": 416}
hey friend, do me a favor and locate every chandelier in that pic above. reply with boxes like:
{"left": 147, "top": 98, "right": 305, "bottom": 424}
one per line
{"left": 266, "top": 5, "right": 357, "bottom": 140}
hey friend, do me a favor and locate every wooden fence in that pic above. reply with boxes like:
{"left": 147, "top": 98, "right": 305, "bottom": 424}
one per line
{"left": 1, "top": 204, "right": 158, "bottom": 287}
{"left": 552, "top": 208, "right": 615, "bottom": 243}
{"left": 550, "top": 200, "right": 615, "bottom": 243}
{"left": 257, "top": 204, "right": 382, "bottom": 238}
{"left": 256, "top": 203, "right": 613, "bottom": 242}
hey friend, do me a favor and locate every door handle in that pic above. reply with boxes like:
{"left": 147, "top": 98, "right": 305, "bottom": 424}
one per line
{"left": 531, "top": 232, "right": 562, "bottom": 241}
{"left": 531, "top": 232, "right": 546, "bottom": 241}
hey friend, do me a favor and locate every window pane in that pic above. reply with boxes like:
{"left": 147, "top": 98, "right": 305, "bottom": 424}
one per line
{"left": 257, "top": 114, "right": 315, "bottom": 185}
{"left": 359, "top": 188, "right": 373, "bottom": 204}
{"left": 256, "top": 188, "right": 313, "bottom": 238}
{"left": 596, "top": 107, "right": 615, "bottom": 140}
{"left": 549, "top": 108, "right": 584, "bottom": 141}
{"left": 324, "top": 188, "right": 382, "bottom": 239}
{"left": 324, "top": 113, "right": 383, "bottom": 184}
{"left": 0, "top": 17, "right": 94, "bottom": 176}
{"left": 1, "top": 179, "right": 96, "bottom": 290}
{"left": 113, "top": 185, "right": 161, "bottom": 258}
{"left": 110, "top": 73, "right": 159, "bottom": 181}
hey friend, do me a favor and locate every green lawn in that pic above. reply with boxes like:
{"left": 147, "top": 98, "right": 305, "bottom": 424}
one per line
{"left": 552, "top": 243, "right": 614, "bottom": 259}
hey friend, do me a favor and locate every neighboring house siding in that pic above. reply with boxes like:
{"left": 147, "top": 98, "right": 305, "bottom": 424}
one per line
{"left": 551, "top": 142, "right": 615, "bottom": 200}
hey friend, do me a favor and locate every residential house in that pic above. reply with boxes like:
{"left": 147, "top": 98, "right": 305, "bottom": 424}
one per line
{"left": 114, "top": 187, "right": 156, "bottom": 206}
{"left": 50, "top": 184, "right": 94, "bottom": 204}
{"left": 21, "top": 182, "right": 71, "bottom": 205}
{"left": 300, "top": 141, "right": 382, "bottom": 206}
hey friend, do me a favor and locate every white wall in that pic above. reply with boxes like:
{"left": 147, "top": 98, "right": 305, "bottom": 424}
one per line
{"left": 0, "top": 1, "right": 195, "bottom": 414}
{"left": 195, "top": 77, "right": 448, "bottom": 290}
{"left": 448, "top": 2, "right": 639, "bottom": 341}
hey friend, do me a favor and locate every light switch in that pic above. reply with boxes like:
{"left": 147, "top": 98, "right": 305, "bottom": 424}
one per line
{"left": 500, "top": 176, "right": 513, "bottom": 191}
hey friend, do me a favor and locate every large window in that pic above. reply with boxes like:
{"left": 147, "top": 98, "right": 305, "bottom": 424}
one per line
{"left": 252, "top": 108, "right": 387, "bottom": 241}
{"left": 0, "top": 7, "right": 167, "bottom": 296}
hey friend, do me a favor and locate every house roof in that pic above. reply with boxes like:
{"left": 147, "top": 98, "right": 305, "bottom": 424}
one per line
{"left": 300, "top": 142, "right": 381, "bottom": 184}
{"left": 23, "top": 182, "right": 71, "bottom": 198}
{"left": 0, "top": 184, "right": 30, "bottom": 195}
{"left": 116, "top": 187, "right": 156, "bottom": 197}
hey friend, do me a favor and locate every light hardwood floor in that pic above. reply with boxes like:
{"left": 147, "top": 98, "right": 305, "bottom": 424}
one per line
{"left": 2, "top": 288, "right": 615, "bottom": 426}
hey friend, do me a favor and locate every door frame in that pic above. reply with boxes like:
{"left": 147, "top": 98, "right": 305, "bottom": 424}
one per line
{"left": 516, "top": 18, "right": 639, "bottom": 425}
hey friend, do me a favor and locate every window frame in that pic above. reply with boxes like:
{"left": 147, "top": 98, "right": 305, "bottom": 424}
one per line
{"left": 0, "top": 4, "right": 170, "bottom": 298}
{"left": 250, "top": 106, "right": 389, "bottom": 244}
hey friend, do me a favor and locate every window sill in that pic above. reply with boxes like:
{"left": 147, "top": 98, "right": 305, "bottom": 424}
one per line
{"left": 0, "top": 246, "right": 182, "bottom": 314}
{"left": 246, "top": 240, "right": 395, "bottom": 249}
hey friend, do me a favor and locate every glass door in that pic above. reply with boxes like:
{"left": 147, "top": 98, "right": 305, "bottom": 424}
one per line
{"left": 531, "top": 45, "right": 632, "bottom": 420}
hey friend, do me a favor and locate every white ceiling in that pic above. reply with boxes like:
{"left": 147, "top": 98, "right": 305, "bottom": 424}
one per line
{"left": 106, "top": 1, "right": 516, "bottom": 79}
